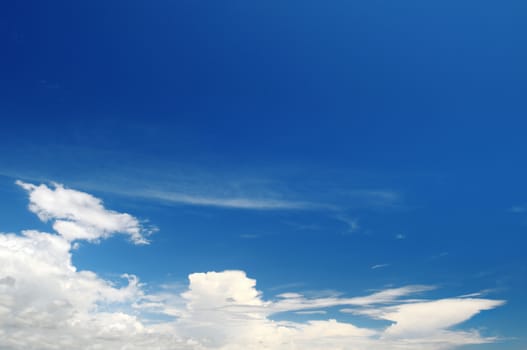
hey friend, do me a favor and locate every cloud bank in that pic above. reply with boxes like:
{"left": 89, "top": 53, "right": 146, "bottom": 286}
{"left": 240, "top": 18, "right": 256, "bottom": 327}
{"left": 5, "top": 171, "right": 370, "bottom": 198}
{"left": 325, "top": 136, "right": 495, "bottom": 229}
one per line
{"left": 0, "top": 181, "right": 505, "bottom": 349}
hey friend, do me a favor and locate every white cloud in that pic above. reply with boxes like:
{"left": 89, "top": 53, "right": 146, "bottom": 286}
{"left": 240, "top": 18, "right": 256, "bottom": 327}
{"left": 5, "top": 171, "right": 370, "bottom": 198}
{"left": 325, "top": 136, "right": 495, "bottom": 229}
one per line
{"left": 137, "top": 190, "right": 312, "bottom": 210}
{"left": 16, "top": 181, "right": 152, "bottom": 244}
{"left": 335, "top": 214, "right": 360, "bottom": 234}
{"left": 269, "top": 285, "right": 434, "bottom": 313}
{"left": 381, "top": 298, "right": 505, "bottom": 338}
{"left": 0, "top": 230, "right": 169, "bottom": 350}
{"left": 0, "top": 181, "right": 506, "bottom": 350}
{"left": 294, "top": 310, "right": 327, "bottom": 315}
{"left": 371, "top": 263, "right": 390, "bottom": 269}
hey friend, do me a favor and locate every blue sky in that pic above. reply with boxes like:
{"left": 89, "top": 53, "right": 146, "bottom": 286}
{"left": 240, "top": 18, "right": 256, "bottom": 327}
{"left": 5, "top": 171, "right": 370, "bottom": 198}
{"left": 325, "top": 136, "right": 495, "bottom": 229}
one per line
{"left": 1, "top": 1, "right": 526, "bottom": 349}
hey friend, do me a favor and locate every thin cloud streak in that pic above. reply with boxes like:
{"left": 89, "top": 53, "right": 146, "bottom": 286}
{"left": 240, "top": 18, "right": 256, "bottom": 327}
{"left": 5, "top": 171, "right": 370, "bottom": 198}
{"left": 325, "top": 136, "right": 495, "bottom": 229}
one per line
{"left": 371, "top": 264, "right": 390, "bottom": 270}
{"left": 0, "top": 170, "right": 319, "bottom": 211}
{"left": 2, "top": 171, "right": 401, "bottom": 213}
{"left": 139, "top": 190, "right": 315, "bottom": 210}
{"left": 295, "top": 310, "right": 327, "bottom": 315}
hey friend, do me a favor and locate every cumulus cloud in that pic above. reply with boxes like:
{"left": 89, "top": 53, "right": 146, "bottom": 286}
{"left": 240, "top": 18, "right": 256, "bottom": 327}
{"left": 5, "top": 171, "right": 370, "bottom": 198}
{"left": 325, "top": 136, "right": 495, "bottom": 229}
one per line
{"left": 0, "top": 181, "right": 506, "bottom": 350}
{"left": 0, "top": 230, "right": 175, "bottom": 350}
{"left": 16, "top": 181, "right": 152, "bottom": 244}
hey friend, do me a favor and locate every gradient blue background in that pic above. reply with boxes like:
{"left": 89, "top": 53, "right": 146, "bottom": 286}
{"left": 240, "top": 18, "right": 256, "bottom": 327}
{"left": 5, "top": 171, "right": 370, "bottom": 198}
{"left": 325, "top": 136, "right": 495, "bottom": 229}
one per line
{"left": 1, "top": 1, "right": 526, "bottom": 348}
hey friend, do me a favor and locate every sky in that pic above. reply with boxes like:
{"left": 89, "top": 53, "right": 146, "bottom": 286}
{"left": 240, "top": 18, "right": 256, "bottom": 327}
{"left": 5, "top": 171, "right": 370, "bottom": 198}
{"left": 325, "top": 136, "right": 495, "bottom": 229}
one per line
{"left": 1, "top": 1, "right": 526, "bottom": 349}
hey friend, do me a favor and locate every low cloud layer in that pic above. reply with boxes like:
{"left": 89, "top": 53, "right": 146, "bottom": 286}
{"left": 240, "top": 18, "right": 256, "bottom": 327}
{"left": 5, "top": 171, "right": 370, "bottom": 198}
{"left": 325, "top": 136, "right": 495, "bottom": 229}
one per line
{"left": 0, "top": 181, "right": 505, "bottom": 349}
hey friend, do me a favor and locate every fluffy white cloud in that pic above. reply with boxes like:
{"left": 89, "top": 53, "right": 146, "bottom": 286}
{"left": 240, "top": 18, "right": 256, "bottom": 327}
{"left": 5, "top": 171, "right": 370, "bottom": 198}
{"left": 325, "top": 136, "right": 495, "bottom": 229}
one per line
{"left": 0, "top": 181, "right": 506, "bottom": 350}
{"left": 16, "top": 181, "right": 152, "bottom": 244}
{"left": 0, "top": 230, "right": 183, "bottom": 350}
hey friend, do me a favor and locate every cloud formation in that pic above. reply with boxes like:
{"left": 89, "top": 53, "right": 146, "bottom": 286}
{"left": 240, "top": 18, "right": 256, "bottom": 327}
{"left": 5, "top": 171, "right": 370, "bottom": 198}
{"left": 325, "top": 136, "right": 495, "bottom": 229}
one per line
{"left": 0, "top": 181, "right": 506, "bottom": 349}
{"left": 135, "top": 190, "right": 312, "bottom": 210}
{"left": 16, "top": 181, "right": 152, "bottom": 244}
{"left": 371, "top": 263, "right": 390, "bottom": 269}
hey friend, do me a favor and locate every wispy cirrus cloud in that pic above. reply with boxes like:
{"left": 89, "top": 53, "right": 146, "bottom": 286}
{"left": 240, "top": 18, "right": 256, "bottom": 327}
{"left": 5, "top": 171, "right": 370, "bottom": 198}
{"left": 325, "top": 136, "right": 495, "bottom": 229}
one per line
{"left": 136, "top": 189, "right": 313, "bottom": 210}
{"left": 3, "top": 165, "right": 404, "bottom": 214}
{"left": 509, "top": 205, "right": 527, "bottom": 213}
{"left": 372, "top": 263, "right": 390, "bottom": 269}
{"left": 334, "top": 214, "right": 360, "bottom": 233}
{"left": 295, "top": 310, "right": 327, "bottom": 315}
{"left": 92, "top": 185, "right": 402, "bottom": 212}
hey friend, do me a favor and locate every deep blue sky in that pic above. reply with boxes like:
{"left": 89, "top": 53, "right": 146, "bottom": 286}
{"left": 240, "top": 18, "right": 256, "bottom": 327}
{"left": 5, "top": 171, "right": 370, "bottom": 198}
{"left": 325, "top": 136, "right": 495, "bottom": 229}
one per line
{"left": 1, "top": 1, "right": 526, "bottom": 348}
